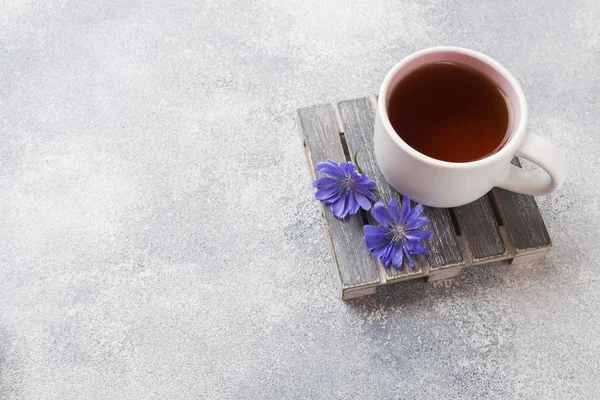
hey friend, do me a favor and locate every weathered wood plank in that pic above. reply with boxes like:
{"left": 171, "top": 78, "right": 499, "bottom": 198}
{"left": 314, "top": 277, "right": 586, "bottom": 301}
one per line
{"left": 342, "top": 286, "right": 378, "bottom": 300}
{"left": 491, "top": 158, "right": 552, "bottom": 257}
{"left": 424, "top": 207, "right": 465, "bottom": 270}
{"left": 452, "top": 196, "right": 506, "bottom": 263}
{"left": 336, "top": 97, "right": 464, "bottom": 281}
{"left": 298, "top": 104, "right": 381, "bottom": 292}
{"left": 426, "top": 235, "right": 471, "bottom": 281}
{"left": 336, "top": 97, "right": 423, "bottom": 282}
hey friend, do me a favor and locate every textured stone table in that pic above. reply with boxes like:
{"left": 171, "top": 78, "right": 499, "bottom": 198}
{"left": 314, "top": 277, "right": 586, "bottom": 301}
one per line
{"left": 1, "top": 1, "right": 599, "bottom": 398}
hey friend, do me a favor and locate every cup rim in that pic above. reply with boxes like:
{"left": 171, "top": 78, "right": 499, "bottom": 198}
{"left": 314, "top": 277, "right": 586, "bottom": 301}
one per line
{"left": 377, "top": 46, "right": 528, "bottom": 169}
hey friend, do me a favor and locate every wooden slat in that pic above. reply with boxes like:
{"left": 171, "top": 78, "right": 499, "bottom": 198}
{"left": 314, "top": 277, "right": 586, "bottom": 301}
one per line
{"left": 452, "top": 196, "right": 505, "bottom": 263}
{"left": 491, "top": 158, "right": 552, "bottom": 256}
{"left": 423, "top": 207, "right": 464, "bottom": 270}
{"left": 298, "top": 104, "right": 381, "bottom": 292}
{"left": 336, "top": 97, "right": 464, "bottom": 281}
{"left": 336, "top": 98, "right": 422, "bottom": 282}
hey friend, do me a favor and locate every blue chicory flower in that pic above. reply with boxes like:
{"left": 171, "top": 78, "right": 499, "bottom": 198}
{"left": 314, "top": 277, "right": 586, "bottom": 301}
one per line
{"left": 313, "top": 159, "right": 377, "bottom": 219}
{"left": 363, "top": 195, "right": 433, "bottom": 269}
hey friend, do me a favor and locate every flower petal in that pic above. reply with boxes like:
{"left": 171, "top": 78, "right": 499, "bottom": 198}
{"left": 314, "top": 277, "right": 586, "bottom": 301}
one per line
{"left": 347, "top": 193, "right": 360, "bottom": 215}
{"left": 403, "top": 229, "right": 434, "bottom": 242}
{"left": 388, "top": 199, "right": 401, "bottom": 224}
{"left": 371, "top": 201, "right": 393, "bottom": 227}
{"left": 342, "top": 162, "right": 357, "bottom": 175}
{"left": 315, "top": 161, "right": 344, "bottom": 178}
{"left": 331, "top": 194, "right": 347, "bottom": 218}
{"left": 365, "top": 238, "right": 388, "bottom": 252}
{"left": 371, "top": 242, "right": 389, "bottom": 259}
{"left": 406, "top": 203, "right": 424, "bottom": 225}
{"left": 363, "top": 226, "right": 390, "bottom": 250}
{"left": 402, "top": 245, "right": 415, "bottom": 267}
{"left": 406, "top": 240, "right": 431, "bottom": 255}
{"left": 355, "top": 187, "right": 377, "bottom": 201}
{"left": 399, "top": 194, "right": 411, "bottom": 225}
{"left": 364, "top": 224, "right": 388, "bottom": 236}
{"left": 391, "top": 244, "right": 404, "bottom": 268}
{"left": 315, "top": 185, "right": 341, "bottom": 202}
{"left": 380, "top": 243, "right": 395, "bottom": 266}
{"left": 312, "top": 177, "right": 338, "bottom": 188}
{"left": 405, "top": 216, "right": 429, "bottom": 230}
{"left": 355, "top": 175, "right": 377, "bottom": 189}
{"left": 354, "top": 192, "right": 372, "bottom": 210}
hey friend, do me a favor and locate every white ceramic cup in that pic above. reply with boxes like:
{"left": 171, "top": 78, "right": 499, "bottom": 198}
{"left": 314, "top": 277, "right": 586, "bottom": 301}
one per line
{"left": 374, "top": 47, "right": 566, "bottom": 208}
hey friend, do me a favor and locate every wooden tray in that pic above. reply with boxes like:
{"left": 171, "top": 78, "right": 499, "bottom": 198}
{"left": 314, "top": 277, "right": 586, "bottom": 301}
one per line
{"left": 298, "top": 96, "right": 551, "bottom": 300}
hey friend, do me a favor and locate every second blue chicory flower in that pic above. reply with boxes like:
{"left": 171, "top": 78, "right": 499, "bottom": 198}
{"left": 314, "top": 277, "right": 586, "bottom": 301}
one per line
{"left": 363, "top": 195, "right": 433, "bottom": 269}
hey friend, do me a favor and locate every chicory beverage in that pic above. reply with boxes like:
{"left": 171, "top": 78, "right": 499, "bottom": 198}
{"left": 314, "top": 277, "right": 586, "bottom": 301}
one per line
{"left": 387, "top": 62, "right": 511, "bottom": 163}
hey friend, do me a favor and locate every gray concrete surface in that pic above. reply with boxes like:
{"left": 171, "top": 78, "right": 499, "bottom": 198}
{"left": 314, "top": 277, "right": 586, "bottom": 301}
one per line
{"left": 1, "top": 0, "right": 599, "bottom": 398}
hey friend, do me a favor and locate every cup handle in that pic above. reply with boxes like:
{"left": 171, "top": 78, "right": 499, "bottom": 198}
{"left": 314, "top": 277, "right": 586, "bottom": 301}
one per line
{"left": 495, "top": 133, "right": 566, "bottom": 196}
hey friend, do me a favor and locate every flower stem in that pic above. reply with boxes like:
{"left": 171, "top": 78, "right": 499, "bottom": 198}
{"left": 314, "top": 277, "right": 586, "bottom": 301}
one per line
{"left": 352, "top": 149, "right": 364, "bottom": 175}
